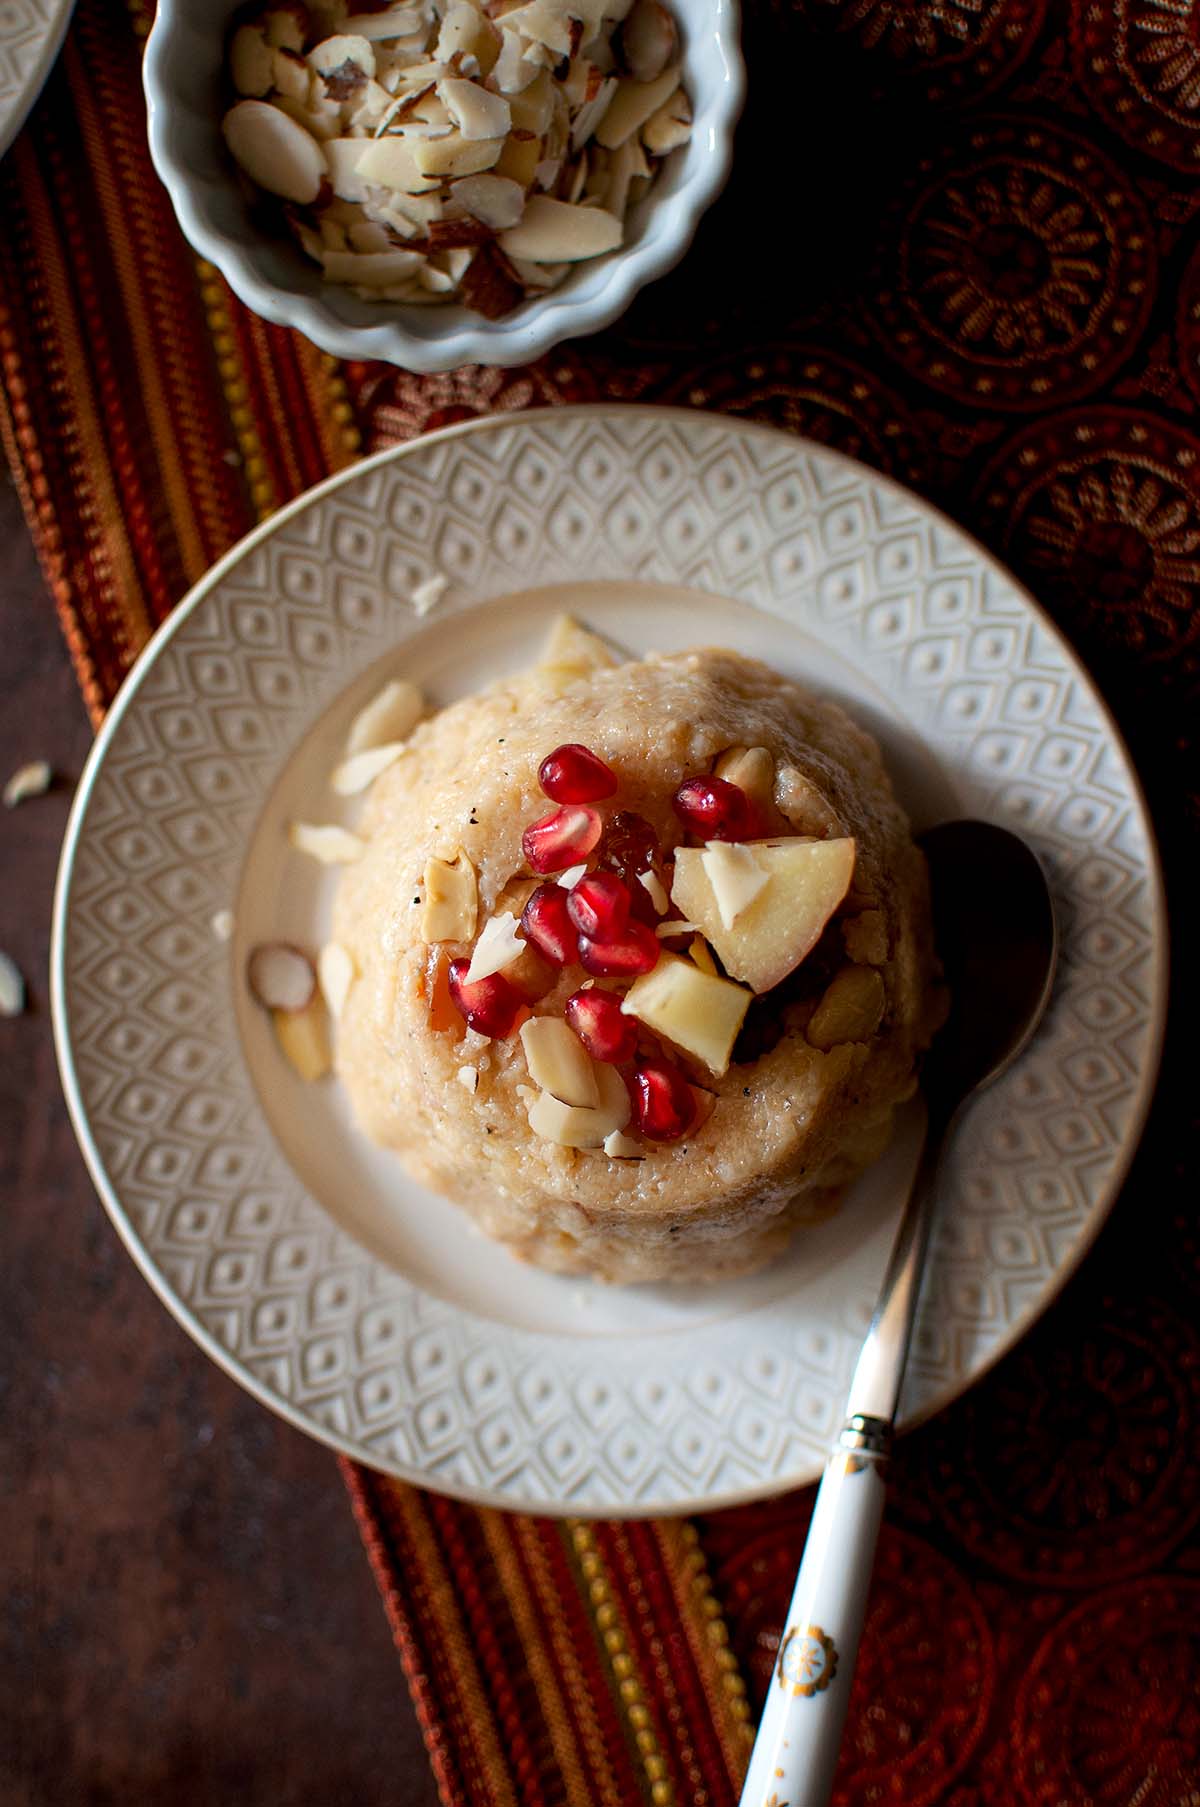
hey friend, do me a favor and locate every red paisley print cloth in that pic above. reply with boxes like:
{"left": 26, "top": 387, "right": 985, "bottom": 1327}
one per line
{"left": 1, "top": 0, "right": 1197, "bottom": 1801}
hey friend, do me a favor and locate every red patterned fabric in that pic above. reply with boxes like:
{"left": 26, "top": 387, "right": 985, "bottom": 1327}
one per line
{"left": 1, "top": 0, "right": 1197, "bottom": 1799}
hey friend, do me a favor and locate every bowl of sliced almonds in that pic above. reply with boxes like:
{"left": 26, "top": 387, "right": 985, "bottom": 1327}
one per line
{"left": 145, "top": 0, "right": 742, "bottom": 370}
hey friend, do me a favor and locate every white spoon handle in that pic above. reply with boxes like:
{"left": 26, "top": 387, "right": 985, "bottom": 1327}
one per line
{"left": 737, "top": 1437, "right": 887, "bottom": 1807}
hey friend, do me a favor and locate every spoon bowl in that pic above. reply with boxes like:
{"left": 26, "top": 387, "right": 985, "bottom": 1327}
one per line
{"left": 920, "top": 819, "right": 1059, "bottom": 1114}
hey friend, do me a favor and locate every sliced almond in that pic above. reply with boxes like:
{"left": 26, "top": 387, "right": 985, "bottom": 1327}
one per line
{"left": 347, "top": 218, "right": 394, "bottom": 253}
{"left": 331, "top": 741, "right": 408, "bottom": 795}
{"left": 411, "top": 571, "right": 449, "bottom": 615}
{"left": 637, "top": 869, "right": 669, "bottom": 914}
{"left": 499, "top": 193, "right": 620, "bottom": 259}
{"left": 347, "top": 678, "right": 423, "bottom": 752}
{"left": 0, "top": 951, "right": 26, "bottom": 1017}
{"left": 211, "top": 909, "right": 236, "bottom": 943}
{"left": 464, "top": 911, "right": 525, "bottom": 984}
{"left": 715, "top": 745, "right": 775, "bottom": 817}
{"left": 601, "top": 132, "right": 647, "bottom": 218}
{"left": 353, "top": 135, "right": 441, "bottom": 191}
{"left": 231, "top": 24, "right": 275, "bottom": 96}
{"left": 414, "top": 130, "right": 505, "bottom": 176}
{"left": 495, "top": 130, "right": 543, "bottom": 187}
{"left": 223, "top": 100, "right": 327, "bottom": 203}
{"left": 593, "top": 65, "right": 678, "bottom": 149}
{"left": 775, "top": 765, "right": 845, "bottom": 838}
{"left": 557, "top": 862, "right": 589, "bottom": 889}
{"left": 422, "top": 851, "right": 479, "bottom": 942}
{"left": 520, "top": 1016, "right": 600, "bottom": 1107}
{"left": 438, "top": 75, "right": 511, "bottom": 138}
{"left": 457, "top": 1063, "right": 479, "bottom": 1093}
{"left": 808, "top": 965, "right": 886, "bottom": 1049}
{"left": 308, "top": 32, "right": 376, "bottom": 100}
{"left": 570, "top": 72, "right": 617, "bottom": 149}
{"left": 3, "top": 760, "right": 52, "bottom": 807}
{"left": 616, "top": 0, "right": 677, "bottom": 82}
{"left": 273, "top": 995, "right": 332, "bottom": 1080}
{"left": 323, "top": 246, "right": 426, "bottom": 285}
{"left": 508, "top": 66, "right": 555, "bottom": 133}
{"left": 271, "top": 45, "right": 311, "bottom": 101}
{"left": 641, "top": 83, "right": 690, "bottom": 155}
{"left": 247, "top": 942, "right": 317, "bottom": 1012}
{"left": 526, "top": 1060, "right": 631, "bottom": 1148}
{"left": 275, "top": 91, "right": 342, "bottom": 139}
{"left": 603, "top": 1129, "right": 643, "bottom": 1158}
{"left": 699, "top": 842, "right": 769, "bottom": 931}
{"left": 436, "top": 0, "right": 502, "bottom": 70}
{"left": 318, "top": 941, "right": 357, "bottom": 1018}
{"left": 345, "top": 3, "right": 429, "bottom": 39}
{"left": 491, "top": 27, "right": 540, "bottom": 92}
{"left": 655, "top": 918, "right": 700, "bottom": 937}
{"left": 288, "top": 821, "right": 366, "bottom": 864}
{"left": 452, "top": 170, "right": 525, "bottom": 227}
{"left": 501, "top": 0, "right": 575, "bottom": 57}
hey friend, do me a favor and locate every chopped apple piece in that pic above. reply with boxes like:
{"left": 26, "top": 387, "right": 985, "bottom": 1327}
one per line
{"left": 272, "top": 995, "right": 332, "bottom": 1080}
{"left": 671, "top": 837, "right": 857, "bottom": 994}
{"left": 688, "top": 935, "right": 717, "bottom": 976}
{"left": 621, "top": 951, "right": 751, "bottom": 1077}
{"left": 422, "top": 850, "right": 478, "bottom": 943}
{"left": 807, "top": 966, "right": 886, "bottom": 1050}
{"left": 520, "top": 1016, "right": 600, "bottom": 1107}
{"left": 700, "top": 842, "right": 769, "bottom": 930}
{"left": 526, "top": 1060, "right": 631, "bottom": 1147}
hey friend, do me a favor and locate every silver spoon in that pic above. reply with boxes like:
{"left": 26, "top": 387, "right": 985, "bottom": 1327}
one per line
{"left": 737, "top": 819, "right": 1058, "bottom": 1807}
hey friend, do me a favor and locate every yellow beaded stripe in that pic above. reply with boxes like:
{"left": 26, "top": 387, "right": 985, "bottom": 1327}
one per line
{"left": 194, "top": 260, "right": 279, "bottom": 521}
{"left": 568, "top": 1520, "right": 676, "bottom": 1807}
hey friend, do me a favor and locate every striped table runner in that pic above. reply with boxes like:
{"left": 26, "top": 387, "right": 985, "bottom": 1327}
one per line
{"left": 3, "top": 0, "right": 1196, "bottom": 1800}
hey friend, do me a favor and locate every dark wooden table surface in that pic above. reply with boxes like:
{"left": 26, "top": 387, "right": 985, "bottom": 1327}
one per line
{"left": 0, "top": 474, "right": 440, "bottom": 1806}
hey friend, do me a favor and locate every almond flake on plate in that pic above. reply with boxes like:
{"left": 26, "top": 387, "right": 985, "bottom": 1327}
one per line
{"left": 347, "top": 678, "right": 424, "bottom": 751}
{"left": 0, "top": 951, "right": 26, "bottom": 1017}
{"left": 318, "top": 940, "right": 358, "bottom": 1017}
{"left": 247, "top": 942, "right": 317, "bottom": 1011}
{"left": 211, "top": 909, "right": 236, "bottom": 943}
{"left": 288, "top": 821, "right": 367, "bottom": 864}
{"left": 3, "top": 760, "right": 52, "bottom": 807}
{"left": 410, "top": 571, "right": 449, "bottom": 615}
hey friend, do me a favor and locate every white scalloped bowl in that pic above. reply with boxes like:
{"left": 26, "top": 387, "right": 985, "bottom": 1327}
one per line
{"left": 144, "top": 0, "right": 743, "bottom": 372}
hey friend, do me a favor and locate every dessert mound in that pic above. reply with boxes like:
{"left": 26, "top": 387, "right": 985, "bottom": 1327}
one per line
{"left": 332, "top": 628, "right": 941, "bottom": 1284}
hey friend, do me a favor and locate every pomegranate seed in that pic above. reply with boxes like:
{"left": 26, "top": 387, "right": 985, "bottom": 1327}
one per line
{"left": 522, "top": 804, "right": 603, "bottom": 874}
{"left": 538, "top": 743, "right": 617, "bottom": 803}
{"left": 598, "top": 811, "right": 664, "bottom": 924}
{"left": 447, "top": 959, "right": 524, "bottom": 1038}
{"left": 673, "top": 775, "right": 765, "bottom": 842}
{"left": 577, "top": 919, "right": 659, "bottom": 977}
{"left": 567, "top": 870, "right": 631, "bottom": 941}
{"left": 565, "top": 988, "right": 638, "bottom": 1065}
{"left": 630, "top": 1059, "right": 696, "bottom": 1142}
{"left": 520, "top": 885, "right": 580, "bottom": 966}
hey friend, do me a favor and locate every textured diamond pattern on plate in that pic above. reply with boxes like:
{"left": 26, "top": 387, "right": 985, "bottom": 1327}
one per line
{"left": 58, "top": 410, "right": 1162, "bottom": 1512}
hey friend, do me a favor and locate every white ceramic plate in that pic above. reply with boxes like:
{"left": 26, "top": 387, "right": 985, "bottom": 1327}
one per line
{"left": 0, "top": 0, "right": 72, "bottom": 158}
{"left": 53, "top": 407, "right": 1166, "bottom": 1515}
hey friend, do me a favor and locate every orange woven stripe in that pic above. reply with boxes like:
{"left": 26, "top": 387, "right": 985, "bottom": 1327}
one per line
{"left": 506, "top": 1516, "right": 636, "bottom": 1807}
{"left": 68, "top": 11, "right": 246, "bottom": 579}
{"left": 654, "top": 1520, "right": 754, "bottom": 1783}
{"left": 383, "top": 1488, "right": 522, "bottom": 1807}
{"left": 8, "top": 136, "right": 154, "bottom": 672}
{"left": 195, "top": 263, "right": 281, "bottom": 521}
